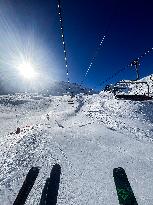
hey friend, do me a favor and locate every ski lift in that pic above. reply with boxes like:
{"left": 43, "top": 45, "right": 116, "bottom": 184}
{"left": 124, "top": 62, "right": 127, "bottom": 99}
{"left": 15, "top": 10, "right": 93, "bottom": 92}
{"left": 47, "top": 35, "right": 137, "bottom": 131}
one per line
{"left": 68, "top": 99, "right": 74, "bottom": 104}
{"left": 68, "top": 99, "right": 74, "bottom": 105}
{"left": 104, "top": 84, "right": 127, "bottom": 95}
{"left": 68, "top": 92, "right": 74, "bottom": 104}
{"left": 115, "top": 81, "right": 153, "bottom": 101}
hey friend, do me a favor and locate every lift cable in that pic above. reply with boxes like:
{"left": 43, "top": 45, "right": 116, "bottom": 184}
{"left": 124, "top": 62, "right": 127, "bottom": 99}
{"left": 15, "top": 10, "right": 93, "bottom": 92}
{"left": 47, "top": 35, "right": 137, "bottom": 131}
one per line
{"left": 80, "top": 1, "right": 120, "bottom": 86}
{"left": 57, "top": 0, "right": 70, "bottom": 90}
{"left": 94, "top": 47, "right": 153, "bottom": 89}
{"left": 80, "top": 34, "right": 106, "bottom": 85}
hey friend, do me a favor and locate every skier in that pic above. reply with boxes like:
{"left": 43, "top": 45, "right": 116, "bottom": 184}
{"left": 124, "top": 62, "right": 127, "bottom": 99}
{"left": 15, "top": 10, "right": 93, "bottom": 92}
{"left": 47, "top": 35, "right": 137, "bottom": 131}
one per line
{"left": 16, "top": 127, "right": 20, "bottom": 134}
{"left": 46, "top": 114, "right": 50, "bottom": 121}
{"left": 70, "top": 92, "right": 75, "bottom": 99}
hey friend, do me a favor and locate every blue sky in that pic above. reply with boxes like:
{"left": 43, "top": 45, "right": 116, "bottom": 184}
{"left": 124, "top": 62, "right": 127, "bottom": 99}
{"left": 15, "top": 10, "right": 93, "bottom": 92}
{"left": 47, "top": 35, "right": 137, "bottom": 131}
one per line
{"left": 1, "top": 0, "right": 153, "bottom": 91}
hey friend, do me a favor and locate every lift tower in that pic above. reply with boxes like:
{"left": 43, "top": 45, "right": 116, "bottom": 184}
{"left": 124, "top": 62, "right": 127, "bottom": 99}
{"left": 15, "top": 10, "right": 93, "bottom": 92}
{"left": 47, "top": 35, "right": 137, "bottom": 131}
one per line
{"left": 130, "top": 59, "right": 140, "bottom": 80}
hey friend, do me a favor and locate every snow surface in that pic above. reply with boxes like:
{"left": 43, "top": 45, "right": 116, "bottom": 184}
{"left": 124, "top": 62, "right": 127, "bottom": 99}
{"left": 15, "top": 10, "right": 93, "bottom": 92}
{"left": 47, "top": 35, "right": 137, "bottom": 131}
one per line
{"left": 0, "top": 79, "right": 153, "bottom": 204}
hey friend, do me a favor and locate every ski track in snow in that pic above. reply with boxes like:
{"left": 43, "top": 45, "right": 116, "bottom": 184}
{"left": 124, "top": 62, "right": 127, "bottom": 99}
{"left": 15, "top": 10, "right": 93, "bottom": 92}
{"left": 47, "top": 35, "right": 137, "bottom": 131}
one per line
{"left": 0, "top": 92, "right": 153, "bottom": 204}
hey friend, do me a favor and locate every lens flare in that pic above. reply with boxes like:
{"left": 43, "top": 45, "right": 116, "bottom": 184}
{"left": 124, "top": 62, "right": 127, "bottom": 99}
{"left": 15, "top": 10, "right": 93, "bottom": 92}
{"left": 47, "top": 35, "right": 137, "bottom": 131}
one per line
{"left": 0, "top": 0, "right": 60, "bottom": 93}
{"left": 17, "top": 61, "right": 36, "bottom": 79}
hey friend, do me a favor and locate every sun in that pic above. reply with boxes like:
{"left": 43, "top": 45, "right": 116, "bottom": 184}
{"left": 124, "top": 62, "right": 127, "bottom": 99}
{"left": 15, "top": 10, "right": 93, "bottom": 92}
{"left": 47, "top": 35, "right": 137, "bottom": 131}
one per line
{"left": 17, "top": 61, "right": 36, "bottom": 79}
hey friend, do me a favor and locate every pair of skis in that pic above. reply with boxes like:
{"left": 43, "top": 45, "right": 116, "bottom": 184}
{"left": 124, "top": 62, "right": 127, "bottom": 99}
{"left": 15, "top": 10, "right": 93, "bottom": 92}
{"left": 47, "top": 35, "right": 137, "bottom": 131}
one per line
{"left": 13, "top": 165, "right": 138, "bottom": 205}
{"left": 13, "top": 164, "right": 61, "bottom": 205}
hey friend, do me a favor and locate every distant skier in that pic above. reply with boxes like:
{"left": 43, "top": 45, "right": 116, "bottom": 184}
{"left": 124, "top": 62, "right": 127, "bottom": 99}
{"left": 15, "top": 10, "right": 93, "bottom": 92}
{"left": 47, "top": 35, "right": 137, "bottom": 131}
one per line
{"left": 46, "top": 114, "right": 50, "bottom": 121}
{"left": 104, "top": 85, "right": 111, "bottom": 92}
{"left": 70, "top": 92, "right": 75, "bottom": 99}
{"left": 16, "top": 127, "right": 20, "bottom": 134}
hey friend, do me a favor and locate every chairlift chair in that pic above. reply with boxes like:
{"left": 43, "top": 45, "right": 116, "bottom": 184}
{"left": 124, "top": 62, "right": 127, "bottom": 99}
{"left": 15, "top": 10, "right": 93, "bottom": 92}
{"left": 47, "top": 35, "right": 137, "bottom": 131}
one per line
{"left": 68, "top": 92, "right": 75, "bottom": 104}
{"left": 114, "top": 81, "right": 153, "bottom": 101}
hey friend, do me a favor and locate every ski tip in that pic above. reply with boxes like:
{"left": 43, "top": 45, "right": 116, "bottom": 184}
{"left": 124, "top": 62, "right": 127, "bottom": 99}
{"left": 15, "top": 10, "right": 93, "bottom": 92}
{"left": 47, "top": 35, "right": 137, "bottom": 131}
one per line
{"left": 27, "top": 167, "right": 40, "bottom": 179}
{"left": 50, "top": 164, "right": 61, "bottom": 178}
{"left": 113, "top": 167, "right": 124, "bottom": 172}
{"left": 52, "top": 164, "right": 61, "bottom": 172}
{"left": 113, "top": 167, "right": 125, "bottom": 176}
{"left": 31, "top": 167, "right": 40, "bottom": 171}
{"left": 30, "top": 167, "right": 40, "bottom": 173}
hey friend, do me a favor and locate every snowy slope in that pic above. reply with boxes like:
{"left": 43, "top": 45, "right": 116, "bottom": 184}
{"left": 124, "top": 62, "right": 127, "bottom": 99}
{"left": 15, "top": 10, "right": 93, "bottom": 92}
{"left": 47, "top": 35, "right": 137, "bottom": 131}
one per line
{"left": 0, "top": 80, "right": 153, "bottom": 204}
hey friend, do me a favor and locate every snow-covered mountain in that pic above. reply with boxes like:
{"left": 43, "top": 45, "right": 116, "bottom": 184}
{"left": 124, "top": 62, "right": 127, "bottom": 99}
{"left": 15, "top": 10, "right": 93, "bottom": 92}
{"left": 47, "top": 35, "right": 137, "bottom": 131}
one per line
{"left": 38, "top": 81, "right": 97, "bottom": 96}
{"left": 0, "top": 75, "right": 153, "bottom": 204}
{"left": 0, "top": 80, "right": 97, "bottom": 96}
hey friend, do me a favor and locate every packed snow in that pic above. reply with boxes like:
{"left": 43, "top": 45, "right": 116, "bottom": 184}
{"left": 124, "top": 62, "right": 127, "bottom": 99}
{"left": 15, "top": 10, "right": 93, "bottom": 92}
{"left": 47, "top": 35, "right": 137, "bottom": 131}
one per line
{"left": 0, "top": 77, "right": 153, "bottom": 204}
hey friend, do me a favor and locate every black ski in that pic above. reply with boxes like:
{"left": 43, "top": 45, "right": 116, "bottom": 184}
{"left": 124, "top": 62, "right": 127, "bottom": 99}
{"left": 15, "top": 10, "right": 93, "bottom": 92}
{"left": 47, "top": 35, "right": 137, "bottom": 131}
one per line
{"left": 40, "top": 164, "right": 61, "bottom": 205}
{"left": 13, "top": 167, "right": 39, "bottom": 205}
{"left": 113, "top": 167, "right": 138, "bottom": 205}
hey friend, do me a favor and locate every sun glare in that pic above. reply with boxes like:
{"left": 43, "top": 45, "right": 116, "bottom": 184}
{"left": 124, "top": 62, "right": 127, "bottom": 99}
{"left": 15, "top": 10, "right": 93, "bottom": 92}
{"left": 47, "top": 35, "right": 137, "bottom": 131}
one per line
{"left": 17, "top": 61, "right": 36, "bottom": 79}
